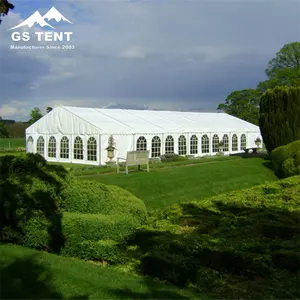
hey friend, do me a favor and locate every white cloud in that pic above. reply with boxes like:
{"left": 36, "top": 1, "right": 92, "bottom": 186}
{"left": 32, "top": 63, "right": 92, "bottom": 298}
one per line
{"left": 0, "top": 101, "right": 28, "bottom": 119}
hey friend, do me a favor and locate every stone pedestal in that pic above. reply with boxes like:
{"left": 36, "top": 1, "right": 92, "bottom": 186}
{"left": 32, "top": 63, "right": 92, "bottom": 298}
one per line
{"left": 105, "top": 160, "right": 117, "bottom": 167}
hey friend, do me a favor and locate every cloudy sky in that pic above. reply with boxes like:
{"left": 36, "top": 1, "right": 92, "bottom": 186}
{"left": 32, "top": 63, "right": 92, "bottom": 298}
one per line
{"left": 0, "top": 0, "right": 299, "bottom": 121}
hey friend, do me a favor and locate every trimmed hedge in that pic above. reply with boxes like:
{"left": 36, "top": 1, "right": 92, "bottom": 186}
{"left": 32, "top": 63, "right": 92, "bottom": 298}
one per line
{"left": 75, "top": 239, "right": 125, "bottom": 264}
{"left": 61, "top": 180, "right": 147, "bottom": 223}
{"left": 23, "top": 212, "right": 141, "bottom": 263}
{"left": 130, "top": 175, "right": 300, "bottom": 299}
{"left": 271, "top": 140, "right": 300, "bottom": 178}
{"left": 62, "top": 212, "right": 140, "bottom": 243}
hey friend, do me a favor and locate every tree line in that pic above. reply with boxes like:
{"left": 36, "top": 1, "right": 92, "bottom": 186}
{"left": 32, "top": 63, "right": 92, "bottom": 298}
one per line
{"left": 0, "top": 107, "right": 52, "bottom": 138}
{"left": 217, "top": 42, "right": 300, "bottom": 125}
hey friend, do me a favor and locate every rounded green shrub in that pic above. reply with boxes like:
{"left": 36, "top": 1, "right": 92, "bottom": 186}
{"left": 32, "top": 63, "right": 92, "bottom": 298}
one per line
{"left": 61, "top": 180, "right": 147, "bottom": 223}
{"left": 271, "top": 140, "right": 300, "bottom": 178}
{"left": 0, "top": 153, "right": 67, "bottom": 252}
{"left": 76, "top": 239, "right": 126, "bottom": 264}
{"left": 281, "top": 159, "right": 296, "bottom": 178}
{"left": 22, "top": 211, "right": 51, "bottom": 250}
{"left": 62, "top": 212, "right": 140, "bottom": 244}
{"left": 23, "top": 211, "right": 141, "bottom": 262}
{"left": 270, "top": 145, "right": 286, "bottom": 173}
{"left": 295, "top": 150, "right": 300, "bottom": 166}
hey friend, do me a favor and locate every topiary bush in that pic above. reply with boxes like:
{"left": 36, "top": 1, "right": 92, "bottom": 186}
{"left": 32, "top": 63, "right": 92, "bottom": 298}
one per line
{"left": 60, "top": 180, "right": 147, "bottom": 223}
{"left": 259, "top": 86, "right": 300, "bottom": 153}
{"left": 23, "top": 211, "right": 140, "bottom": 263}
{"left": 270, "top": 145, "right": 286, "bottom": 172}
{"left": 74, "top": 239, "right": 126, "bottom": 264}
{"left": 281, "top": 158, "right": 296, "bottom": 178}
{"left": 271, "top": 140, "right": 300, "bottom": 178}
{"left": 22, "top": 211, "right": 51, "bottom": 251}
{"left": 21, "top": 173, "right": 147, "bottom": 263}
{"left": 0, "top": 153, "right": 68, "bottom": 253}
{"left": 61, "top": 212, "right": 140, "bottom": 262}
{"left": 62, "top": 212, "right": 140, "bottom": 244}
{"left": 295, "top": 150, "right": 300, "bottom": 166}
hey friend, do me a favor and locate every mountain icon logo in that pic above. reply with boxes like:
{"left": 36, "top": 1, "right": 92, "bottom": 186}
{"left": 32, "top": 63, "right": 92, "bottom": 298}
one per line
{"left": 8, "top": 7, "right": 72, "bottom": 31}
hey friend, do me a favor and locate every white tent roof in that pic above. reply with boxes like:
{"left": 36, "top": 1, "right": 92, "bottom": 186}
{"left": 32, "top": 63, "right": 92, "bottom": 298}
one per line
{"left": 26, "top": 105, "right": 260, "bottom": 135}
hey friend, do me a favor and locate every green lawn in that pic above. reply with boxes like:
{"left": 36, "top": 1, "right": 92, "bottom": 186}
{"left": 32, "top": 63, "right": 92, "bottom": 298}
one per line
{"left": 79, "top": 157, "right": 278, "bottom": 210}
{"left": 0, "top": 138, "right": 25, "bottom": 149}
{"left": 70, "top": 156, "right": 242, "bottom": 176}
{"left": 0, "top": 244, "right": 210, "bottom": 300}
{"left": 0, "top": 151, "right": 26, "bottom": 156}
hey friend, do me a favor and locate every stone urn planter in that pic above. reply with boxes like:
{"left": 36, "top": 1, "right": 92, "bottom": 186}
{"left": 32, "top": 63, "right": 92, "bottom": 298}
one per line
{"left": 255, "top": 137, "right": 262, "bottom": 147}
{"left": 107, "top": 148, "right": 115, "bottom": 161}
{"left": 105, "top": 135, "right": 116, "bottom": 163}
{"left": 218, "top": 140, "right": 224, "bottom": 153}
{"left": 254, "top": 137, "right": 262, "bottom": 153}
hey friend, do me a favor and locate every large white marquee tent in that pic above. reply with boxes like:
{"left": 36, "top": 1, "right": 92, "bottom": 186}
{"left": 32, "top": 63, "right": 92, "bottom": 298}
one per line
{"left": 25, "top": 105, "right": 262, "bottom": 165}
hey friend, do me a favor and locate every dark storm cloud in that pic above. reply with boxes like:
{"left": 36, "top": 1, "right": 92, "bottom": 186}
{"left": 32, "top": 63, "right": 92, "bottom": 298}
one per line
{"left": 24, "top": 51, "right": 268, "bottom": 112}
{"left": 0, "top": 0, "right": 299, "bottom": 119}
{"left": 0, "top": 50, "right": 50, "bottom": 99}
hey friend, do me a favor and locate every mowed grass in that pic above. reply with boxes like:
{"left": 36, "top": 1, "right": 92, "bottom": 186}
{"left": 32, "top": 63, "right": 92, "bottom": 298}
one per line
{"left": 0, "top": 244, "right": 211, "bottom": 300}
{"left": 0, "top": 151, "right": 25, "bottom": 156}
{"left": 79, "top": 157, "right": 278, "bottom": 210}
{"left": 0, "top": 138, "right": 25, "bottom": 149}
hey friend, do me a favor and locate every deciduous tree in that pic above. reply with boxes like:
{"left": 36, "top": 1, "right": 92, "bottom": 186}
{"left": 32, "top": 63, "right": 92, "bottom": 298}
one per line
{"left": 258, "top": 42, "right": 300, "bottom": 92}
{"left": 0, "top": 0, "right": 14, "bottom": 24}
{"left": 46, "top": 107, "right": 53, "bottom": 114}
{"left": 0, "top": 117, "right": 9, "bottom": 138}
{"left": 217, "top": 89, "right": 260, "bottom": 125}
{"left": 7, "top": 122, "right": 26, "bottom": 138}
{"left": 217, "top": 42, "right": 300, "bottom": 124}
{"left": 28, "top": 108, "right": 43, "bottom": 126}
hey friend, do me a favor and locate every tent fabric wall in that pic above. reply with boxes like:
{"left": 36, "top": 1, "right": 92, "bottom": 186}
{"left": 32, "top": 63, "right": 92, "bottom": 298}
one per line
{"left": 25, "top": 105, "right": 262, "bottom": 166}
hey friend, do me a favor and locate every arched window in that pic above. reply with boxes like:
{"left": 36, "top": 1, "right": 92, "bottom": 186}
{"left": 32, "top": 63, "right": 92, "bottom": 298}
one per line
{"left": 136, "top": 136, "right": 147, "bottom": 151}
{"left": 37, "top": 136, "right": 44, "bottom": 156}
{"left": 241, "top": 134, "right": 247, "bottom": 150}
{"left": 60, "top": 136, "right": 69, "bottom": 159}
{"left": 74, "top": 136, "right": 83, "bottom": 160}
{"left": 212, "top": 134, "right": 219, "bottom": 153}
{"left": 48, "top": 136, "right": 56, "bottom": 158}
{"left": 190, "top": 135, "right": 198, "bottom": 154}
{"left": 151, "top": 136, "right": 161, "bottom": 157}
{"left": 27, "top": 136, "right": 34, "bottom": 153}
{"left": 87, "top": 137, "right": 97, "bottom": 161}
{"left": 165, "top": 135, "right": 174, "bottom": 154}
{"left": 201, "top": 135, "right": 209, "bottom": 153}
{"left": 178, "top": 135, "right": 187, "bottom": 155}
{"left": 232, "top": 134, "right": 238, "bottom": 151}
{"left": 223, "top": 134, "right": 229, "bottom": 152}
